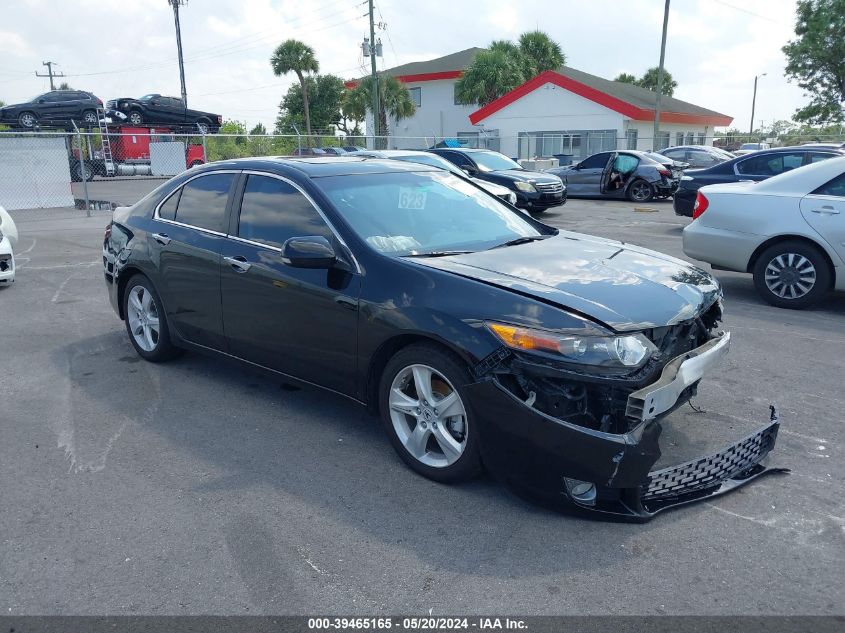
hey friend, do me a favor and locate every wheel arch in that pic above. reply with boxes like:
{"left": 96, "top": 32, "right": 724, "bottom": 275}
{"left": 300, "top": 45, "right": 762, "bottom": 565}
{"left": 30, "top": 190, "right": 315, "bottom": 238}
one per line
{"left": 116, "top": 266, "right": 152, "bottom": 320}
{"left": 364, "top": 333, "right": 475, "bottom": 414}
{"left": 746, "top": 234, "right": 837, "bottom": 284}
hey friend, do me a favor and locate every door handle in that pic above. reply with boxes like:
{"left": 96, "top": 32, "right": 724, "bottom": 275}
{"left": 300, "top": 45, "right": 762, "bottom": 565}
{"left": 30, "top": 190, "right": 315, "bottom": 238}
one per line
{"left": 224, "top": 255, "right": 252, "bottom": 273}
{"left": 152, "top": 232, "right": 171, "bottom": 245}
{"left": 810, "top": 206, "right": 840, "bottom": 215}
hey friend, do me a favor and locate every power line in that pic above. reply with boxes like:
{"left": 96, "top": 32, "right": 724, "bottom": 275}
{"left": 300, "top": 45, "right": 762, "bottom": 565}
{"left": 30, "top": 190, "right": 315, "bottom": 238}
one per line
{"left": 710, "top": 0, "right": 792, "bottom": 26}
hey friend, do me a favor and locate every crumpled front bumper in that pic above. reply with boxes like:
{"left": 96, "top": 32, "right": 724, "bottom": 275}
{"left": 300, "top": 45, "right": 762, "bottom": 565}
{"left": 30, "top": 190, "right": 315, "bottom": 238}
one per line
{"left": 465, "top": 377, "right": 786, "bottom": 521}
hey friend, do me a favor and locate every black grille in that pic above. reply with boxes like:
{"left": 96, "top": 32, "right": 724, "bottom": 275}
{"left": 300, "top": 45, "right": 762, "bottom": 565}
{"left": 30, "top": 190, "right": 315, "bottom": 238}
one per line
{"left": 0, "top": 254, "right": 10, "bottom": 272}
{"left": 644, "top": 422, "right": 779, "bottom": 501}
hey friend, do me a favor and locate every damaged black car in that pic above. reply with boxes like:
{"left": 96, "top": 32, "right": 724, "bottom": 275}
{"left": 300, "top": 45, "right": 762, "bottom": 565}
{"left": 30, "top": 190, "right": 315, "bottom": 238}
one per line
{"left": 103, "top": 157, "right": 783, "bottom": 520}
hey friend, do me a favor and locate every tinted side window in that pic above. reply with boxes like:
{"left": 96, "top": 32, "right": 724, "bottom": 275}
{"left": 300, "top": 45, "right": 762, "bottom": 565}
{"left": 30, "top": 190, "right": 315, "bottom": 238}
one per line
{"left": 812, "top": 173, "right": 845, "bottom": 197}
{"left": 443, "top": 152, "right": 473, "bottom": 169}
{"left": 661, "top": 148, "right": 683, "bottom": 159}
{"left": 174, "top": 173, "right": 235, "bottom": 232}
{"left": 809, "top": 152, "right": 836, "bottom": 164}
{"left": 237, "top": 175, "right": 332, "bottom": 248}
{"left": 736, "top": 152, "right": 804, "bottom": 176}
{"left": 580, "top": 152, "right": 611, "bottom": 169}
{"left": 158, "top": 188, "right": 181, "bottom": 221}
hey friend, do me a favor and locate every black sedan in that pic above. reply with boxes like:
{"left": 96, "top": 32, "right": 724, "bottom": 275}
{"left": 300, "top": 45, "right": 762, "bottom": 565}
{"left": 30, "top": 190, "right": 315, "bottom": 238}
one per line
{"left": 428, "top": 148, "right": 565, "bottom": 212}
{"left": 0, "top": 90, "right": 102, "bottom": 129}
{"left": 673, "top": 146, "right": 845, "bottom": 216}
{"left": 106, "top": 94, "right": 222, "bottom": 133}
{"left": 103, "top": 157, "right": 782, "bottom": 520}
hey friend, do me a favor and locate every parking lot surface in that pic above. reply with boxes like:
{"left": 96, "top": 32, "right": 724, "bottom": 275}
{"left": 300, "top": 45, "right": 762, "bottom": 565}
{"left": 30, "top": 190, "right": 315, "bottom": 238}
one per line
{"left": 2, "top": 186, "right": 843, "bottom": 615}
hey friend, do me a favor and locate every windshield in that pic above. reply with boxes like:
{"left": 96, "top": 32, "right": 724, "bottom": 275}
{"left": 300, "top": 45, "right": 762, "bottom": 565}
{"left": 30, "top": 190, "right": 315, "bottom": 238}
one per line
{"left": 140, "top": 94, "right": 157, "bottom": 101}
{"left": 471, "top": 151, "right": 523, "bottom": 172}
{"left": 393, "top": 153, "right": 464, "bottom": 176}
{"left": 739, "top": 143, "right": 761, "bottom": 150}
{"left": 319, "top": 171, "right": 542, "bottom": 256}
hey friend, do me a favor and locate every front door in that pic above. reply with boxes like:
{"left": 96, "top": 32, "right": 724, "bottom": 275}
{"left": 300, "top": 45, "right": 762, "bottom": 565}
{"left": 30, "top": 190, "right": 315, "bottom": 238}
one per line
{"left": 600, "top": 152, "right": 639, "bottom": 196}
{"left": 150, "top": 171, "right": 237, "bottom": 350}
{"left": 220, "top": 173, "right": 360, "bottom": 396}
{"left": 567, "top": 152, "right": 611, "bottom": 196}
{"left": 800, "top": 171, "right": 845, "bottom": 264}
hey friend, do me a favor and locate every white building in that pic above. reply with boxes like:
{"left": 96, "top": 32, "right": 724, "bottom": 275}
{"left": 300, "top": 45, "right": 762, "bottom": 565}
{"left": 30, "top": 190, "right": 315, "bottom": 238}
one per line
{"left": 350, "top": 48, "right": 732, "bottom": 161}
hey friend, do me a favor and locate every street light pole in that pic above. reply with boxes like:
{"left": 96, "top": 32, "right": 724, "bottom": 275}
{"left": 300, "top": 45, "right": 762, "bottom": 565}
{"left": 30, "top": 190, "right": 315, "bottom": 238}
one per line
{"left": 749, "top": 73, "right": 766, "bottom": 136}
{"left": 652, "top": 0, "right": 670, "bottom": 151}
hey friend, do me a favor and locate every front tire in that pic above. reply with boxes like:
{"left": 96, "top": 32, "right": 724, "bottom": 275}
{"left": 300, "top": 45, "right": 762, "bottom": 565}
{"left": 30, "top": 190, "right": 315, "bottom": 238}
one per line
{"left": 18, "top": 111, "right": 37, "bottom": 128}
{"left": 73, "top": 160, "right": 93, "bottom": 182}
{"left": 627, "top": 178, "right": 654, "bottom": 202}
{"left": 122, "top": 274, "right": 179, "bottom": 362}
{"left": 128, "top": 110, "right": 143, "bottom": 126}
{"left": 752, "top": 241, "right": 831, "bottom": 309}
{"left": 379, "top": 344, "right": 482, "bottom": 483}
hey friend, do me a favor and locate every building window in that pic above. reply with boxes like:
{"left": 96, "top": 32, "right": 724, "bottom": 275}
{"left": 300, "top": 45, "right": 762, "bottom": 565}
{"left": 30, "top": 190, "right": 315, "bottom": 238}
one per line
{"left": 626, "top": 128, "right": 638, "bottom": 150}
{"left": 408, "top": 86, "right": 421, "bottom": 107}
{"left": 675, "top": 132, "right": 684, "bottom": 146}
{"left": 517, "top": 130, "right": 614, "bottom": 160}
{"left": 656, "top": 131, "right": 671, "bottom": 150}
{"left": 697, "top": 132, "right": 706, "bottom": 145}
{"left": 685, "top": 132, "right": 695, "bottom": 144}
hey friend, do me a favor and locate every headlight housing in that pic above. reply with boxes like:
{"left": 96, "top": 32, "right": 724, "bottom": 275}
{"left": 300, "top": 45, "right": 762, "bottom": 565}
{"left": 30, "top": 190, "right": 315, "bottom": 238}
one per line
{"left": 515, "top": 181, "right": 536, "bottom": 193}
{"left": 487, "top": 322, "right": 657, "bottom": 369}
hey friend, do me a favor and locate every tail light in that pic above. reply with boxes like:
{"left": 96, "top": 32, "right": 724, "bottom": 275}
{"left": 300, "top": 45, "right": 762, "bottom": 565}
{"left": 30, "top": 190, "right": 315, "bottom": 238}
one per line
{"left": 658, "top": 168, "right": 671, "bottom": 177}
{"left": 217, "top": 115, "right": 222, "bottom": 124}
{"left": 104, "top": 222, "right": 112, "bottom": 243}
{"left": 693, "top": 192, "right": 709, "bottom": 219}
{"left": 97, "top": 97, "right": 103, "bottom": 105}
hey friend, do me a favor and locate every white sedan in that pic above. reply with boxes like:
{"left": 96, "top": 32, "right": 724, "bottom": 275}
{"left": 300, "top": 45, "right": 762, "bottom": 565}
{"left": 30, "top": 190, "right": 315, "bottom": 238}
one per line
{"left": 683, "top": 155, "right": 845, "bottom": 308}
{"left": 0, "top": 205, "right": 17, "bottom": 285}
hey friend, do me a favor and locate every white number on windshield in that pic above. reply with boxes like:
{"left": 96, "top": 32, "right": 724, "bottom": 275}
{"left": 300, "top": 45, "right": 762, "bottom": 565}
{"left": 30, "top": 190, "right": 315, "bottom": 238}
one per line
{"left": 398, "top": 187, "right": 427, "bottom": 210}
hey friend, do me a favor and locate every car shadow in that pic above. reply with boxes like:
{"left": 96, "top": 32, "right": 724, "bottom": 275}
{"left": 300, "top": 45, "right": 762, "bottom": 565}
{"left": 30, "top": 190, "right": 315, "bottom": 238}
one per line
{"left": 54, "top": 331, "right": 655, "bottom": 579}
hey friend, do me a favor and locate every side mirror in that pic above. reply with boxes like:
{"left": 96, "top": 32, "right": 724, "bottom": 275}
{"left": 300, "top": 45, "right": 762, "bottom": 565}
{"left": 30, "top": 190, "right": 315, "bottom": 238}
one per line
{"left": 281, "top": 236, "right": 337, "bottom": 269}
{"left": 573, "top": 163, "right": 582, "bottom": 170}
{"left": 461, "top": 166, "right": 477, "bottom": 176}
{"left": 37, "top": 99, "right": 46, "bottom": 104}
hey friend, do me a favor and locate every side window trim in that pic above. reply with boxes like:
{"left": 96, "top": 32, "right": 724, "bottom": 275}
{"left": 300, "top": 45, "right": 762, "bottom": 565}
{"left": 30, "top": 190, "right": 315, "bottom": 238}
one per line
{"left": 810, "top": 172, "right": 845, "bottom": 197}
{"left": 153, "top": 169, "right": 241, "bottom": 236}
{"left": 233, "top": 170, "right": 361, "bottom": 273}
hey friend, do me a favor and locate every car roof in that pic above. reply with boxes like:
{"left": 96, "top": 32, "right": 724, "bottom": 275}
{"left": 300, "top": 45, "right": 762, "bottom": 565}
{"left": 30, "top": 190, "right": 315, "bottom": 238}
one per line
{"left": 193, "top": 156, "right": 441, "bottom": 177}
{"left": 431, "top": 147, "right": 494, "bottom": 154}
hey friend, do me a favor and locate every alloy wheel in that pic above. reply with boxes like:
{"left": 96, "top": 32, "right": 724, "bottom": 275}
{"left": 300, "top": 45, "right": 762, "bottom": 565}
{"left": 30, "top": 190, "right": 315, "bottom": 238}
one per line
{"left": 126, "top": 285, "right": 161, "bottom": 352}
{"left": 630, "top": 181, "right": 652, "bottom": 201}
{"left": 83, "top": 111, "right": 97, "bottom": 124}
{"left": 19, "top": 113, "right": 35, "bottom": 128}
{"left": 764, "top": 253, "right": 816, "bottom": 299}
{"left": 129, "top": 112, "right": 142, "bottom": 125}
{"left": 388, "top": 364, "right": 468, "bottom": 468}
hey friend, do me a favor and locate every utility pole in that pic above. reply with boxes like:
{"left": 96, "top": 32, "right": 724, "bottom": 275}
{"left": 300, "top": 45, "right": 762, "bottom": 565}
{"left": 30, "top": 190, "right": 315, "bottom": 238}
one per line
{"left": 168, "top": 0, "right": 188, "bottom": 106}
{"left": 368, "top": 0, "right": 380, "bottom": 146}
{"left": 35, "top": 61, "right": 65, "bottom": 90}
{"left": 749, "top": 73, "right": 766, "bottom": 136}
{"left": 652, "top": 0, "right": 670, "bottom": 151}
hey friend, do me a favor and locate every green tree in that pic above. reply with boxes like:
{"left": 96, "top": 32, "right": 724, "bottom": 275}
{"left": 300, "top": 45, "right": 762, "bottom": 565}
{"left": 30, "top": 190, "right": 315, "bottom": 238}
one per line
{"left": 517, "top": 30, "right": 565, "bottom": 76}
{"left": 270, "top": 39, "right": 319, "bottom": 138}
{"left": 783, "top": 0, "right": 845, "bottom": 124}
{"left": 614, "top": 69, "right": 677, "bottom": 96}
{"left": 343, "top": 75, "right": 415, "bottom": 147}
{"left": 455, "top": 31, "right": 565, "bottom": 106}
{"left": 614, "top": 72, "right": 639, "bottom": 84}
{"left": 57, "top": 81, "right": 73, "bottom": 90}
{"left": 275, "top": 74, "right": 345, "bottom": 135}
{"left": 249, "top": 122, "right": 267, "bottom": 135}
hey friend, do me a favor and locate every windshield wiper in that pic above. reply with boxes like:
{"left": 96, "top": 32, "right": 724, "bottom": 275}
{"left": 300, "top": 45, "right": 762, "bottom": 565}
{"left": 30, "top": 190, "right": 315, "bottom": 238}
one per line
{"left": 403, "top": 250, "right": 474, "bottom": 258}
{"left": 489, "top": 235, "right": 550, "bottom": 250}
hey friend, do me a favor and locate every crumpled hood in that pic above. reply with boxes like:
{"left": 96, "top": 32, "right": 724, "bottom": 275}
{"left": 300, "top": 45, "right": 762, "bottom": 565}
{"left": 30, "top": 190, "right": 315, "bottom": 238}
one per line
{"left": 410, "top": 231, "right": 722, "bottom": 332}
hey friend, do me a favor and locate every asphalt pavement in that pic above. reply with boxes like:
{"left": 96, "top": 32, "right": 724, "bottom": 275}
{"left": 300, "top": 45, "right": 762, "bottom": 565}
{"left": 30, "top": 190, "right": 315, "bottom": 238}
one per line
{"left": 1, "top": 190, "right": 843, "bottom": 615}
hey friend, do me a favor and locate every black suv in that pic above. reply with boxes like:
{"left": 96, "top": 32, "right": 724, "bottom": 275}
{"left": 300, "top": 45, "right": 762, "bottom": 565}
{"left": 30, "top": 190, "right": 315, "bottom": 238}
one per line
{"left": 673, "top": 146, "right": 845, "bottom": 216}
{"left": 429, "top": 148, "right": 566, "bottom": 212}
{"left": 106, "top": 94, "right": 222, "bottom": 133}
{"left": 0, "top": 90, "right": 102, "bottom": 129}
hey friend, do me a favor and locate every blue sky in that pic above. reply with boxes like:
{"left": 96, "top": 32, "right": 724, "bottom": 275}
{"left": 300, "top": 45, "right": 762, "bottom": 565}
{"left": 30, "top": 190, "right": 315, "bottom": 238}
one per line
{"left": 0, "top": 0, "right": 808, "bottom": 131}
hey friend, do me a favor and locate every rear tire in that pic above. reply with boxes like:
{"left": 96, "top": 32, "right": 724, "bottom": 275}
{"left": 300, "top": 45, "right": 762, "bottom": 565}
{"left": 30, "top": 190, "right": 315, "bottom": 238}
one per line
{"left": 81, "top": 109, "right": 98, "bottom": 126}
{"left": 73, "top": 160, "right": 93, "bottom": 182}
{"left": 627, "top": 178, "right": 654, "bottom": 202}
{"left": 752, "top": 241, "right": 831, "bottom": 309}
{"left": 122, "top": 274, "right": 180, "bottom": 362}
{"left": 379, "top": 344, "right": 482, "bottom": 483}
{"left": 196, "top": 120, "right": 210, "bottom": 134}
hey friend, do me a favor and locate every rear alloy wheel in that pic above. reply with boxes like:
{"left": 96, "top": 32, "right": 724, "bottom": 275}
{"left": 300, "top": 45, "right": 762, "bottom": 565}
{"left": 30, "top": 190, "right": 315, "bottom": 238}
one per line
{"left": 74, "top": 161, "right": 93, "bottom": 182}
{"left": 627, "top": 178, "right": 654, "bottom": 202}
{"left": 196, "top": 120, "right": 210, "bottom": 134}
{"left": 128, "top": 111, "right": 143, "bottom": 126}
{"left": 380, "top": 345, "right": 481, "bottom": 483}
{"left": 18, "top": 111, "right": 37, "bottom": 128}
{"left": 123, "top": 275, "right": 179, "bottom": 361}
{"left": 82, "top": 110, "right": 98, "bottom": 125}
{"left": 752, "top": 241, "right": 831, "bottom": 309}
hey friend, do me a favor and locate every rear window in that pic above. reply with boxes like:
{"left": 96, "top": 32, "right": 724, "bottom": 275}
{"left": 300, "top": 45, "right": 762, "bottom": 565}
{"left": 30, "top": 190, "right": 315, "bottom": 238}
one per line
{"left": 172, "top": 173, "right": 235, "bottom": 232}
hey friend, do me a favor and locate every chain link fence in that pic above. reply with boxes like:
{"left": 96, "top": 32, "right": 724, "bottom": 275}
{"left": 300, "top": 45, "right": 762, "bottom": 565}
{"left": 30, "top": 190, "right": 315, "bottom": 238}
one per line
{"left": 1, "top": 129, "right": 843, "bottom": 213}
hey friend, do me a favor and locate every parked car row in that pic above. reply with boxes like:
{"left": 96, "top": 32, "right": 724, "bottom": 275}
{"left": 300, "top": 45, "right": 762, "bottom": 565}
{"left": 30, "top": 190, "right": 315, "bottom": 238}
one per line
{"left": 0, "top": 89, "right": 222, "bottom": 133}
{"left": 103, "top": 154, "right": 782, "bottom": 519}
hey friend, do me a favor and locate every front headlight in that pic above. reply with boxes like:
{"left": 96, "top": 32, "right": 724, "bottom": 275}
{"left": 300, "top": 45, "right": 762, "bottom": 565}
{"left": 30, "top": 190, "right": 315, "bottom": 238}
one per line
{"left": 487, "top": 322, "right": 657, "bottom": 369}
{"left": 515, "top": 181, "right": 536, "bottom": 193}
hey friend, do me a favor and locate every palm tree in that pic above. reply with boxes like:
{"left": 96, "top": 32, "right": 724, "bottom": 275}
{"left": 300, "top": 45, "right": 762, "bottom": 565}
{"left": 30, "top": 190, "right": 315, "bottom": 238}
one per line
{"left": 614, "top": 72, "right": 639, "bottom": 84}
{"left": 343, "top": 76, "right": 415, "bottom": 148}
{"left": 454, "top": 48, "right": 526, "bottom": 106}
{"left": 270, "top": 39, "right": 319, "bottom": 138}
{"left": 517, "top": 31, "right": 565, "bottom": 76}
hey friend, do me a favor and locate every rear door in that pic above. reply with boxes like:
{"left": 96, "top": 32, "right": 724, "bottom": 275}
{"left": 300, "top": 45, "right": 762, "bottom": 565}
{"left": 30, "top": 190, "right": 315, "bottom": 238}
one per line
{"left": 734, "top": 151, "right": 806, "bottom": 182}
{"left": 800, "top": 171, "right": 845, "bottom": 264}
{"left": 150, "top": 171, "right": 238, "bottom": 350}
{"left": 220, "top": 172, "right": 360, "bottom": 395}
